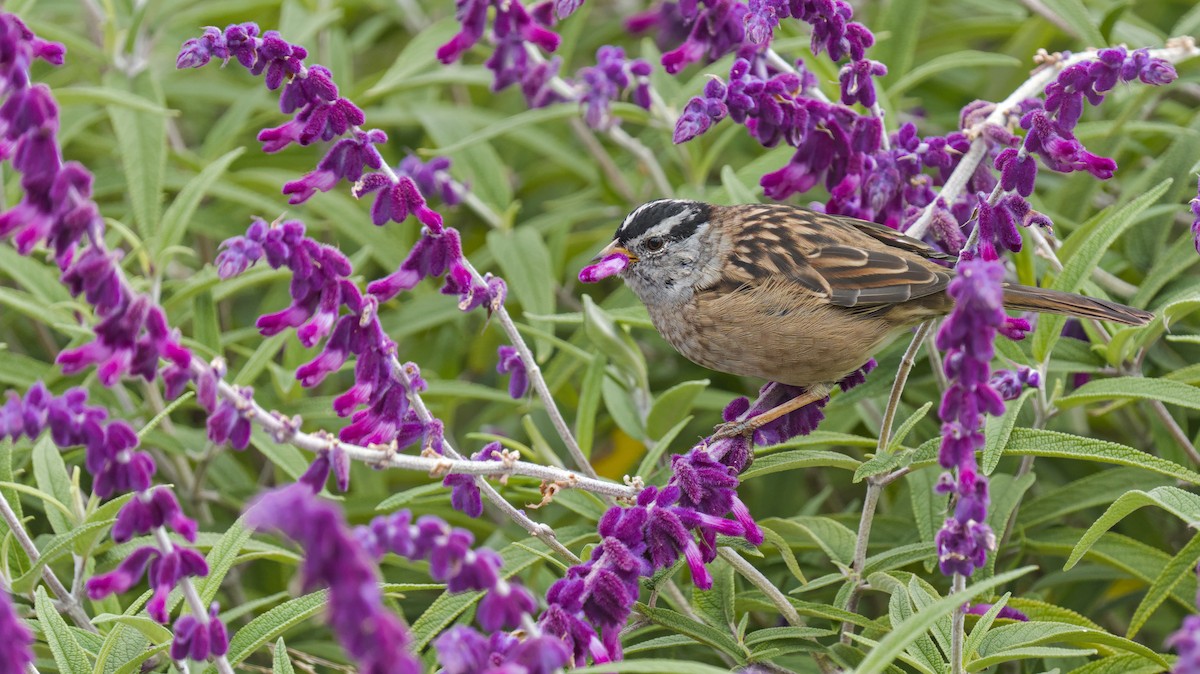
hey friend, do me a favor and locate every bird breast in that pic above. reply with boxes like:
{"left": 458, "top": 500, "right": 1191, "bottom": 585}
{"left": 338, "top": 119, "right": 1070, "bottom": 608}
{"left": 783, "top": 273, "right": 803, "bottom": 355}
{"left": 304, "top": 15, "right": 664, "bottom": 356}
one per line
{"left": 646, "top": 279, "right": 899, "bottom": 387}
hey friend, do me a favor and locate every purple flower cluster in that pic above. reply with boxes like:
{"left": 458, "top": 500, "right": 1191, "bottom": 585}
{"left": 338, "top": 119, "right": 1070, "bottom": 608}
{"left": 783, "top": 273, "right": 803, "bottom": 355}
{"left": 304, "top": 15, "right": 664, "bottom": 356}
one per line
{"left": 574, "top": 46, "right": 653, "bottom": 130}
{"left": 723, "top": 360, "right": 875, "bottom": 447}
{"left": 86, "top": 544, "right": 208, "bottom": 623}
{"left": 0, "top": 587, "right": 32, "bottom": 674}
{"left": 0, "top": 15, "right": 230, "bottom": 663}
{"left": 989, "top": 366, "right": 1040, "bottom": 401}
{"left": 248, "top": 484, "right": 420, "bottom": 674}
{"left": 933, "top": 259, "right": 1008, "bottom": 577}
{"left": 497, "top": 345, "right": 529, "bottom": 399}
{"left": 1022, "top": 48, "right": 1175, "bottom": 179}
{"left": 437, "top": 4, "right": 657, "bottom": 129}
{"left": 357, "top": 507, "right": 538, "bottom": 631}
{"left": 530, "top": 365, "right": 879, "bottom": 666}
{"left": 437, "top": 0, "right": 560, "bottom": 66}
{"left": 442, "top": 441, "right": 504, "bottom": 518}
{"left": 538, "top": 440, "right": 761, "bottom": 664}
{"left": 674, "top": 53, "right": 971, "bottom": 230}
{"left": 217, "top": 218, "right": 444, "bottom": 460}
{"left": 178, "top": 25, "right": 452, "bottom": 230}
{"left": 1190, "top": 177, "right": 1200, "bottom": 254}
{"left": 0, "top": 383, "right": 154, "bottom": 500}
{"left": 435, "top": 626, "right": 569, "bottom": 674}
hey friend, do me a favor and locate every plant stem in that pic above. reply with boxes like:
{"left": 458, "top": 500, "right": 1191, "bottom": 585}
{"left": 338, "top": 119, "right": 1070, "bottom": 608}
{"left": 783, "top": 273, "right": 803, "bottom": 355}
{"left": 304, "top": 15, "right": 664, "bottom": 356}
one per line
{"left": 906, "top": 41, "right": 1200, "bottom": 240}
{"left": 950, "top": 573, "right": 967, "bottom": 674}
{"left": 841, "top": 322, "right": 933, "bottom": 642}
{"left": 717, "top": 547, "right": 802, "bottom": 626}
{"left": 0, "top": 490, "right": 98, "bottom": 633}
{"left": 153, "top": 528, "right": 236, "bottom": 674}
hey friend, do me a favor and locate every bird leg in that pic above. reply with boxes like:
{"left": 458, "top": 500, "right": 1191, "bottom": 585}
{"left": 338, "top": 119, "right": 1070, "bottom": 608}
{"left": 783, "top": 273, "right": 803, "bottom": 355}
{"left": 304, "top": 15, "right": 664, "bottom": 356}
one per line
{"left": 712, "top": 384, "right": 830, "bottom": 440}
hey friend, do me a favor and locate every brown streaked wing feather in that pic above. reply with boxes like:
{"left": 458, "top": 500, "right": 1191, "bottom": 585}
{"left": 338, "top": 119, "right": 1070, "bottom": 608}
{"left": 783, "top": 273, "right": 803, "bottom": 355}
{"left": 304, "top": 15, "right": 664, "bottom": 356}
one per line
{"left": 717, "top": 204, "right": 954, "bottom": 309}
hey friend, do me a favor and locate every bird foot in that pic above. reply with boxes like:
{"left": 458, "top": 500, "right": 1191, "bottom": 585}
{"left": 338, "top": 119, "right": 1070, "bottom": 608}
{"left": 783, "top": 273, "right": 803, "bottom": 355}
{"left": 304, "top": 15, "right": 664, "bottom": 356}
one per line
{"left": 712, "top": 420, "right": 755, "bottom": 441}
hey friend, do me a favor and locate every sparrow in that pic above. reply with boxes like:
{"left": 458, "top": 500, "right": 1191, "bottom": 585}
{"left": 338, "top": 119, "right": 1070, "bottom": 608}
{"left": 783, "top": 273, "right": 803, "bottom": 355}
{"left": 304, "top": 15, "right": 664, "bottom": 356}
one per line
{"left": 592, "top": 200, "right": 1153, "bottom": 436}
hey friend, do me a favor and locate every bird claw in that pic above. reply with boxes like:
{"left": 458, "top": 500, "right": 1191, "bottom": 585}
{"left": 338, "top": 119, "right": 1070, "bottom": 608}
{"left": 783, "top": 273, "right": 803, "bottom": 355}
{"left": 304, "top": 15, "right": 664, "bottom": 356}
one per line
{"left": 712, "top": 420, "right": 754, "bottom": 440}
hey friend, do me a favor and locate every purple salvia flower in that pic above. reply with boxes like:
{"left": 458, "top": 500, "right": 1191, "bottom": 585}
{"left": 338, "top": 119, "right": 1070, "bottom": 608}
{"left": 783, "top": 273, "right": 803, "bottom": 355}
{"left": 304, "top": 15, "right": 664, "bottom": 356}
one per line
{"left": 282, "top": 129, "right": 387, "bottom": 204}
{"left": 0, "top": 586, "right": 33, "bottom": 674}
{"left": 368, "top": 228, "right": 462, "bottom": 301}
{"left": 496, "top": 345, "right": 529, "bottom": 398}
{"left": 661, "top": 0, "right": 748, "bottom": 74}
{"left": 86, "top": 545, "right": 209, "bottom": 623}
{"left": 207, "top": 386, "right": 253, "bottom": 450}
{"left": 112, "top": 486, "right": 198, "bottom": 543}
{"left": 932, "top": 258, "right": 1009, "bottom": 577}
{"left": 436, "top": 627, "right": 570, "bottom": 674}
{"left": 248, "top": 485, "right": 421, "bottom": 674}
{"left": 838, "top": 59, "right": 887, "bottom": 107}
{"left": 1190, "top": 178, "right": 1200, "bottom": 255}
{"left": 171, "top": 603, "right": 229, "bottom": 662}
{"left": 397, "top": 154, "right": 462, "bottom": 206}
{"left": 989, "top": 366, "right": 1040, "bottom": 401}
{"left": 438, "top": 0, "right": 560, "bottom": 65}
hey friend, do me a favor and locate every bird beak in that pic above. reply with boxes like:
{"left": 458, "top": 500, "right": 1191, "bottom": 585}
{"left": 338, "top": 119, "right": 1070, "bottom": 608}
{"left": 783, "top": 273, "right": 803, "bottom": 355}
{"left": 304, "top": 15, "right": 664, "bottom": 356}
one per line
{"left": 594, "top": 240, "right": 638, "bottom": 263}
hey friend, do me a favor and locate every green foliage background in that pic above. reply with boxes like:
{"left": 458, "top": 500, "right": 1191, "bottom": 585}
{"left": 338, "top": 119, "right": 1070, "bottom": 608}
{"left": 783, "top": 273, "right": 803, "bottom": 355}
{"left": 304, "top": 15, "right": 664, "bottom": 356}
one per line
{"left": 4, "top": 0, "right": 1200, "bottom": 671}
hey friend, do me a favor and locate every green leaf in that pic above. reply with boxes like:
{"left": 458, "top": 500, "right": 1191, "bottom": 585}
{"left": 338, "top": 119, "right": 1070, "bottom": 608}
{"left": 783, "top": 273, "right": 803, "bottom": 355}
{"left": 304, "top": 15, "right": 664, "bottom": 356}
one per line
{"left": 37, "top": 585, "right": 93, "bottom": 674}
{"left": 874, "top": 0, "right": 926, "bottom": 82}
{"left": 195, "top": 519, "right": 252, "bottom": 605}
{"left": 1019, "top": 467, "right": 1170, "bottom": 528}
{"left": 106, "top": 73, "right": 167, "bottom": 239}
{"left": 225, "top": 590, "right": 329, "bottom": 665}
{"left": 1066, "top": 486, "right": 1200, "bottom": 569}
{"left": 489, "top": 228, "right": 556, "bottom": 358}
{"left": 1037, "top": 0, "right": 1106, "bottom": 45}
{"left": 692, "top": 557, "right": 735, "bottom": 630}
{"left": 720, "top": 164, "right": 759, "bottom": 203}
{"left": 964, "top": 594, "right": 1014, "bottom": 660}
{"left": 12, "top": 519, "right": 115, "bottom": 593}
{"left": 233, "top": 332, "right": 290, "bottom": 386}
{"left": 272, "top": 637, "right": 296, "bottom": 674}
{"left": 982, "top": 388, "right": 1034, "bottom": 475}
{"left": 970, "top": 645, "right": 1097, "bottom": 669}
{"left": 366, "top": 16, "right": 461, "bottom": 96}
{"left": 887, "top": 51, "right": 1021, "bottom": 96}
{"left": 56, "top": 86, "right": 173, "bottom": 115}
{"left": 33, "top": 435, "right": 76, "bottom": 534}
{"left": 763, "top": 517, "right": 855, "bottom": 566}
{"left": 972, "top": 620, "right": 1167, "bottom": 669}
{"left": 1128, "top": 531, "right": 1200, "bottom": 638}
{"left": 424, "top": 105, "right": 579, "bottom": 156}
{"left": 871, "top": 574, "right": 941, "bottom": 674}
{"left": 646, "top": 379, "right": 708, "bottom": 440}
{"left": 576, "top": 354, "right": 605, "bottom": 458}
{"left": 1056, "top": 377, "right": 1200, "bottom": 412}
{"left": 582, "top": 295, "right": 648, "bottom": 389}
{"left": 758, "top": 524, "right": 807, "bottom": 584}
{"left": 602, "top": 375, "right": 647, "bottom": 441}
{"left": 91, "top": 614, "right": 173, "bottom": 644}
{"left": 1000, "top": 428, "right": 1200, "bottom": 485}
{"left": 886, "top": 401, "right": 932, "bottom": 453}
{"left": 1032, "top": 178, "right": 1172, "bottom": 361}
{"left": 573, "top": 661, "right": 732, "bottom": 674}
{"left": 855, "top": 567, "right": 1036, "bottom": 674}
{"left": 637, "top": 604, "right": 746, "bottom": 662}
{"left": 153, "top": 147, "right": 244, "bottom": 261}
{"left": 742, "top": 449, "right": 860, "bottom": 480}
{"left": 636, "top": 415, "right": 692, "bottom": 478}
{"left": 1064, "top": 654, "right": 1168, "bottom": 674}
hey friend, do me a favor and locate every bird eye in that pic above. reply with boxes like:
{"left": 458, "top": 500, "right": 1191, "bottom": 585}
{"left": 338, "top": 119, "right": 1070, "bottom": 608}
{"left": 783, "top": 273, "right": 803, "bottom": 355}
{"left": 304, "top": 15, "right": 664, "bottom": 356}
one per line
{"left": 644, "top": 236, "right": 666, "bottom": 252}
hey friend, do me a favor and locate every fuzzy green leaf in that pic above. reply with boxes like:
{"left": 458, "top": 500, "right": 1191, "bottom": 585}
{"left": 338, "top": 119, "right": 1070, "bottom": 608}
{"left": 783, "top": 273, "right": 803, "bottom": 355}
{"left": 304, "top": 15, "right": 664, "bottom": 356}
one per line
{"left": 1066, "top": 486, "right": 1200, "bottom": 569}
{"left": 37, "top": 586, "right": 93, "bottom": 674}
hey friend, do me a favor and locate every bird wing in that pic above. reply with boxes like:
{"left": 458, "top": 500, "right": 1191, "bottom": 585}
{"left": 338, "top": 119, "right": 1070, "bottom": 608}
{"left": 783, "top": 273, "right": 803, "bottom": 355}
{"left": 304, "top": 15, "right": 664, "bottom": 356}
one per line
{"left": 718, "top": 204, "right": 954, "bottom": 309}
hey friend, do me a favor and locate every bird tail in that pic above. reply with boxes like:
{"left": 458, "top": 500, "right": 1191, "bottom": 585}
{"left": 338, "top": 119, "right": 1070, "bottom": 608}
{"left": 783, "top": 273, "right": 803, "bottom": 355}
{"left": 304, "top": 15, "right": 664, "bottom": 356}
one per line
{"left": 1002, "top": 284, "right": 1153, "bottom": 326}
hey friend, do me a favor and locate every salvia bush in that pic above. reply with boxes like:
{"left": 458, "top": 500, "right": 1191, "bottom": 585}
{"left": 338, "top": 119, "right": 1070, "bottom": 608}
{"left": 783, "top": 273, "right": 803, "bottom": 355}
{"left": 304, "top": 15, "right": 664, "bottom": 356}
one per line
{"left": 2, "top": 0, "right": 1200, "bottom": 673}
